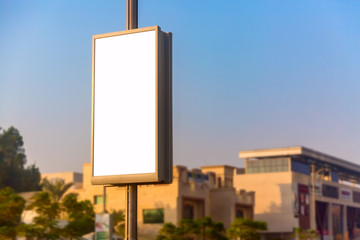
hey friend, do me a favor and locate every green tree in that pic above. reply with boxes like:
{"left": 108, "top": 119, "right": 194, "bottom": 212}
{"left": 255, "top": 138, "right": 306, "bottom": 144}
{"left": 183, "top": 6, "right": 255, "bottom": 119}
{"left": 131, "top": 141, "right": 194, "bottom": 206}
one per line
{"left": 0, "top": 187, "right": 26, "bottom": 239}
{"left": 227, "top": 218, "right": 267, "bottom": 240}
{"left": 156, "top": 222, "right": 186, "bottom": 240}
{"left": 61, "top": 193, "right": 95, "bottom": 239}
{"left": 17, "top": 223, "right": 43, "bottom": 240}
{"left": 157, "top": 217, "right": 227, "bottom": 240}
{"left": 193, "top": 216, "right": 227, "bottom": 240}
{"left": 0, "top": 126, "right": 41, "bottom": 192}
{"left": 112, "top": 209, "right": 125, "bottom": 238}
{"left": 177, "top": 218, "right": 196, "bottom": 240}
{"left": 18, "top": 191, "right": 96, "bottom": 240}
{"left": 293, "top": 228, "right": 318, "bottom": 240}
{"left": 41, "top": 177, "right": 73, "bottom": 202}
{"left": 23, "top": 191, "right": 61, "bottom": 240}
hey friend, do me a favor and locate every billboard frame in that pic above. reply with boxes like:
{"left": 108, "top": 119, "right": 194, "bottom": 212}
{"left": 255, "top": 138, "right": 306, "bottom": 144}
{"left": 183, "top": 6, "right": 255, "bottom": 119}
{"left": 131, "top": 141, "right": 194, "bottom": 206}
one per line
{"left": 91, "top": 26, "right": 172, "bottom": 185}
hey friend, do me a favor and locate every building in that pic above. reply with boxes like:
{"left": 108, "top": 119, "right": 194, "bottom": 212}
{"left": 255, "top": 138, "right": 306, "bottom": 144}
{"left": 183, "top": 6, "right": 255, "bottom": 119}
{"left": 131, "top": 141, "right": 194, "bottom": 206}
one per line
{"left": 20, "top": 172, "right": 84, "bottom": 225}
{"left": 234, "top": 146, "right": 360, "bottom": 240}
{"left": 42, "top": 164, "right": 254, "bottom": 240}
{"left": 41, "top": 171, "right": 83, "bottom": 190}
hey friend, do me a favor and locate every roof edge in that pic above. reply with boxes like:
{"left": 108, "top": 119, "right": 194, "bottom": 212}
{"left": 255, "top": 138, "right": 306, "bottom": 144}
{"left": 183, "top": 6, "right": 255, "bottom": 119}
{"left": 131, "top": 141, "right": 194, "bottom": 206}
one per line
{"left": 239, "top": 146, "right": 303, "bottom": 159}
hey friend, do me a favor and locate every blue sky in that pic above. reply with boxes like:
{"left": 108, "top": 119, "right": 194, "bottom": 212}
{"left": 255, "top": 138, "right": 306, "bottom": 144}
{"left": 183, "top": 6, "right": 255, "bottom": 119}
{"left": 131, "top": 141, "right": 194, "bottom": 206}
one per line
{"left": 1, "top": 0, "right": 360, "bottom": 173}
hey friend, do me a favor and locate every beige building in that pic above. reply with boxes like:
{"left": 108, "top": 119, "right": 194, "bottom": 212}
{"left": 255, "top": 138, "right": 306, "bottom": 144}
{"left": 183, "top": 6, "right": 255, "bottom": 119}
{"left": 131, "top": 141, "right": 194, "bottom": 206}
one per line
{"left": 43, "top": 164, "right": 254, "bottom": 240}
{"left": 235, "top": 146, "right": 360, "bottom": 240}
{"left": 42, "top": 171, "right": 83, "bottom": 190}
{"left": 40, "top": 146, "right": 360, "bottom": 240}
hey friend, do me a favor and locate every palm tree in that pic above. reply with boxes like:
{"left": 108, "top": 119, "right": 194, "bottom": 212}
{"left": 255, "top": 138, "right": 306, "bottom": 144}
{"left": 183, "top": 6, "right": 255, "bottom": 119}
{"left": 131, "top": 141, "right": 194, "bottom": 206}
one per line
{"left": 41, "top": 178, "right": 73, "bottom": 202}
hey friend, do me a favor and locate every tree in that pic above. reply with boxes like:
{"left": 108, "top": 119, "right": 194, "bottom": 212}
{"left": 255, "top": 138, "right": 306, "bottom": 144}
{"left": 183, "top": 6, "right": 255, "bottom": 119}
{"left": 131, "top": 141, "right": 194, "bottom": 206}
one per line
{"left": 193, "top": 216, "right": 227, "bottom": 240}
{"left": 156, "top": 217, "right": 227, "bottom": 240}
{"left": 0, "top": 126, "right": 41, "bottom": 192}
{"left": 0, "top": 187, "right": 26, "bottom": 239}
{"left": 227, "top": 218, "right": 267, "bottom": 240}
{"left": 22, "top": 191, "right": 61, "bottom": 240}
{"left": 293, "top": 228, "right": 318, "bottom": 240}
{"left": 156, "top": 222, "right": 186, "bottom": 240}
{"left": 18, "top": 191, "right": 95, "bottom": 240}
{"left": 178, "top": 218, "right": 197, "bottom": 240}
{"left": 112, "top": 209, "right": 125, "bottom": 238}
{"left": 41, "top": 177, "right": 73, "bottom": 202}
{"left": 61, "top": 193, "right": 95, "bottom": 239}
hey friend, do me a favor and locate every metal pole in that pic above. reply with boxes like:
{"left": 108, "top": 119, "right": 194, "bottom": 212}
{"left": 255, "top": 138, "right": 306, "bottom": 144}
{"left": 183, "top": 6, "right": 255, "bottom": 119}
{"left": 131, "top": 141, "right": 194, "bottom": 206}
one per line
{"left": 127, "top": 0, "right": 138, "bottom": 30}
{"left": 126, "top": 184, "right": 138, "bottom": 240}
{"left": 125, "top": 2, "right": 138, "bottom": 240}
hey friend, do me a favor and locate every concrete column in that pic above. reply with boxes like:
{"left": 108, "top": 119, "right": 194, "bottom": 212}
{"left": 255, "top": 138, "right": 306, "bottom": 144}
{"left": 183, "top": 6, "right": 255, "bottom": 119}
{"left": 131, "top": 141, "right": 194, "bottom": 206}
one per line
{"left": 343, "top": 205, "right": 348, "bottom": 240}
{"left": 310, "top": 195, "right": 316, "bottom": 230}
{"left": 328, "top": 203, "right": 333, "bottom": 240}
{"left": 311, "top": 164, "right": 317, "bottom": 230}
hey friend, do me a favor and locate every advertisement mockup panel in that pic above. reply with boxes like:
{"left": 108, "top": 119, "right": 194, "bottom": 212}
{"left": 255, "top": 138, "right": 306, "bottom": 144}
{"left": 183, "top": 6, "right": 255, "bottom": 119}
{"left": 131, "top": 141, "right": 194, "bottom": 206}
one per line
{"left": 95, "top": 213, "right": 113, "bottom": 240}
{"left": 91, "top": 26, "right": 172, "bottom": 185}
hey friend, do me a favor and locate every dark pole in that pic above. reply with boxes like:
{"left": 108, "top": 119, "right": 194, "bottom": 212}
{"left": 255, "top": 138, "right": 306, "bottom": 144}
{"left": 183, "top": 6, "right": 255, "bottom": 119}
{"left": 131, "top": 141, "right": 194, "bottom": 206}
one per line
{"left": 125, "top": 1, "right": 138, "bottom": 240}
{"left": 127, "top": 0, "right": 138, "bottom": 30}
{"left": 126, "top": 184, "right": 137, "bottom": 240}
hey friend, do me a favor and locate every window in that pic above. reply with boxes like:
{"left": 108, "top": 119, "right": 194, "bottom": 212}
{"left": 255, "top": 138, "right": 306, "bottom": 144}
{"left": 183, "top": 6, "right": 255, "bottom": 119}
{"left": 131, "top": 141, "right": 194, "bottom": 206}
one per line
{"left": 183, "top": 204, "right": 194, "bottom": 219}
{"left": 291, "top": 159, "right": 310, "bottom": 175}
{"left": 235, "top": 205, "right": 252, "bottom": 219}
{"left": 236, "top": 209, "right": 244, "bottom": 218}
{"left": 188, "top": 172, "right": 209, "bottom": 183}
{"left": 94, "top": 195, "right": 106, "bottom": 205}
{"left": 246, "top": 158, "right": 289, "bottom": 174}
{"left": 225, "top": 177, "right": 233, "bottom": 188}
{"left": 143, "top": 209, "right": 164, "bottom": 224}
{"left": 182, "top": 198, "right": 205, "bottom": 219}
{"left": 217, "top": 177, "right": 222, "bottom": 188}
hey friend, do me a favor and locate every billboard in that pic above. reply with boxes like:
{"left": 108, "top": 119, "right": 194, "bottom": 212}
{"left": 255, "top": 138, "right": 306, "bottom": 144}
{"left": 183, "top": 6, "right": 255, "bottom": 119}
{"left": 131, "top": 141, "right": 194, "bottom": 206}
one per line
{"left": 91, "top": 26, "right": 172, "bottom": 185}
{"left": 95, "top": 213, "right": 113, "bottom": 240}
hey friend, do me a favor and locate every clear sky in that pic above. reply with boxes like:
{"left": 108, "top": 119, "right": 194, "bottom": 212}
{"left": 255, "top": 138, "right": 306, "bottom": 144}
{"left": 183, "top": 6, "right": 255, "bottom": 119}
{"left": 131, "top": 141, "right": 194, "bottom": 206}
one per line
{"left": 1, "top": 0, "right": 360, "bottom": 173}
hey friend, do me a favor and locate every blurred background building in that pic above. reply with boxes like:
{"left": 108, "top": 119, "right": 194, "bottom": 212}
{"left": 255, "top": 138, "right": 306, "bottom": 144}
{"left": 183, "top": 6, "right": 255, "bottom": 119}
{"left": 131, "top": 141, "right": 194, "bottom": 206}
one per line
{"left": 40, "top": 164, "right": 254, "bottom": 239}
{"left": 235, "top": 146, "right": 360, "bottom": 240}
{"left": 30, "top": 145, "right": 360, "bottom": 240}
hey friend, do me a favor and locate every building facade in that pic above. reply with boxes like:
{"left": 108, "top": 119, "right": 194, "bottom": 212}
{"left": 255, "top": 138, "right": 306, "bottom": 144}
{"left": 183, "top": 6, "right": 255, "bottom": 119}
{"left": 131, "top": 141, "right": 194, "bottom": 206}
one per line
{"left": 235, "top": 146, "right": 360, "bottom": 240}
{"left": 42, "top": 164, "right": 254, "bottom": 240}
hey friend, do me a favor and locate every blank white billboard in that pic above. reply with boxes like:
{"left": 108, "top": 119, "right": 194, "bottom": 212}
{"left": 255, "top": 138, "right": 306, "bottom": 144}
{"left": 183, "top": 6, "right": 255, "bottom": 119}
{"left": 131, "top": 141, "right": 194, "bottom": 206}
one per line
{"left": 91, "top": 26, "right": 172, "bottom": 185}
